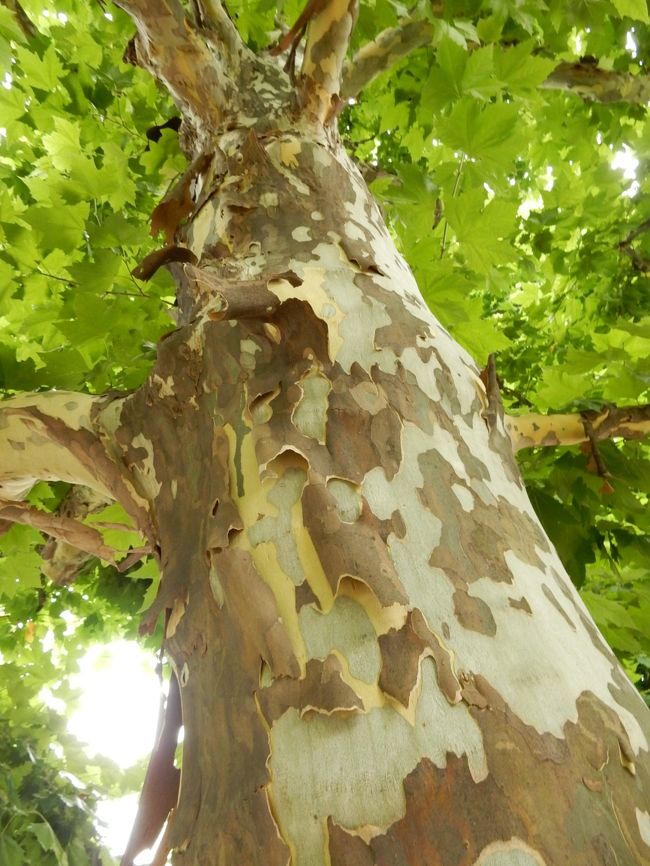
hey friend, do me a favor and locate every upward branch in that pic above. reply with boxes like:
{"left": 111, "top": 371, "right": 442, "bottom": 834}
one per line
{"left": 275, "top": 0, "right": 359, "bottom": 123}
{"left": 114, "top": 0, "right": 248, "bottom": 150}
{"left": 300, "top": 0, "right": 358, "bottom": 121}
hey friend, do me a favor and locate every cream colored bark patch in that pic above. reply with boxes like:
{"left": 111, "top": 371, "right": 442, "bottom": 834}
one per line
{"left": 292, "top": 373, "right": 330, "bottom": 443}
{"left": 326, "top": 478, "right": 362, "bottom": 523}
{"left": 248, "top": 467, "right": 307, "bottom": 585}
{"left": 474, "top": 838, "right": 547, "bottom": 865}
{"left": 636, "top": 807, "right": 650, "bottom": 846}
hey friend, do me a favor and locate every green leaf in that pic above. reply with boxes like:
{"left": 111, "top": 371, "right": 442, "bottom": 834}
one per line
{"left": 0, "top": 6, "right": 27, "bottom": 43}
{"left": 494, "top": 40, "right": 557, "bottom": 93}
{"left": 28, "top": 820, "right": 67, "bottom": 863}
{"left": 0, "top": 525, "right": 43, "bottom": 597}
{"left": 611, "top": 0, "right": 649, "bottom": 21}
{"left": 0, "top": 835, "right": 25, "bottom": 866}
{"left": 462, "top": 45, "right": 499, "bottom": 100}
{"left": 24, "top": 203, "right": 89, "bottom": 253}
{"left": 438, "top": 98, "right": 523, "bottom": 169}
{"left": 85, "top": 503, "right": 144, "bottom": 552}
{"left": 14, "top": 44, "right": 65, "bottom": 91}
{"left": 69, "top": 250, "right": 121, "bottom": 295}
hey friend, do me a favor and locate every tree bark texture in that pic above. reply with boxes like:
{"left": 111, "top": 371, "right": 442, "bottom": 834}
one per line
{"left": 4, "top": 4, "right": 650, "bottom": 864}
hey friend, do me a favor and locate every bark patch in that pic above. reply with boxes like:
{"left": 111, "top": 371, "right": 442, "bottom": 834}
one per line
{"left": 378, "top": 609, "right": 461, "bottom": 707}
{"left": 258, "top": 654, "right": 365, "bottom": 723}
{"left": 302, "top": 481, "right": 407, "bottom": 606}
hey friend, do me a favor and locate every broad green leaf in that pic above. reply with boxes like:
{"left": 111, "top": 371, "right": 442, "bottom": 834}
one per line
{"left": 0, "top": 836, "right": 24, "bottom": 866}
{"left": 14, "top": 44, "right": 65, "bottom": 91}
{"left": 24, "top": 203, "right": 89, "bottom": 253}
{"left": 494, "top": 40, "right": 557, "bottom": 92}
{"left": 438, "top": 98, "right": 523, "bottom": 169}
{"left": 611, "top": 0, "right": 649, "bottom": 21}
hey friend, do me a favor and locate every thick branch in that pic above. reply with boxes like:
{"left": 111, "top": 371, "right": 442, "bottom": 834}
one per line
{"left": 114, "top": 0, "right": 245, "bottom": 145}
{"left": 0, "top": 391, "right": 154, "bottom": 550}
{"left": 41, "top": 486, "right": 113, "bottom": 584}
{"left": 341, "top": 17, "right": 432, "bottom": 100}
{"left": 0, "top": 499, "right": 119, "bottom": 565}
{"left": 541, "top": 61, "right": 650, "bottom": 104}
{"left": 300, "top": 0, "right": 358, "bottom": 121}
{"left": 342, "top": 18, "right": 650, "bottom": 105}
{"left": 0, "top": 392, "right": 116, "bottom": 500}
{"left": 507, "top": 404, "right": 650, "bottom": 452}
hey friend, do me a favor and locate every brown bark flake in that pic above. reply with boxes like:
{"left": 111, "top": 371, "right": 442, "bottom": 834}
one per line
{"left": 302, "top": 482, "right": 407, "bottom": 606}
{"left": 258, "top": 654, "right": 365, "bottom": 723}
{"left": 164, "top": 549, "right": 293, "bottom": 865}
{"left": 378, "top": 609, "right": 461, "bottom": 707}
{"left": 328, "top": 755, "right": 527, "bottom": 866}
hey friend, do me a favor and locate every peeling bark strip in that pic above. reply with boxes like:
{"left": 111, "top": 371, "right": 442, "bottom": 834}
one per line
{"left": 1, "top": 1, "right": 649, "bottom": 865}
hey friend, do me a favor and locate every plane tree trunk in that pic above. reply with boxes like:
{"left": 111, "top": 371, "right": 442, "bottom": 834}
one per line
{"left": 2, "top": 2, "right": 649, "bottom": 864}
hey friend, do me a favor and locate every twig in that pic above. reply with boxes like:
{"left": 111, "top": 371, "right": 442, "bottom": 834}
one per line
{"left": 617, "top": 216, "right": 650, "bottom": 273}
{"left": 341, "top": 16, "right": 650, "bottom": 105}
{"left": 580, "top": 413, "right": 612, "bottom": 486}
{"left": 440, "top": 153, "right": 464, "bottom": 259}
{"left": 480, "top": 353, "right": 503, "bottom": 430}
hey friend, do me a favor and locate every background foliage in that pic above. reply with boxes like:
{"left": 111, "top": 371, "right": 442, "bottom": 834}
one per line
{"left": 0, "top": 0, "right": 648, "bottom": 859}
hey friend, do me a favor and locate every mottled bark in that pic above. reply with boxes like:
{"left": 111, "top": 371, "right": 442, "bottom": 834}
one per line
{"left": 507, "top": 404, "right": 650, "bottom": 451}
{"left": 2, "top": 3, "right": 650, "bottom": 865}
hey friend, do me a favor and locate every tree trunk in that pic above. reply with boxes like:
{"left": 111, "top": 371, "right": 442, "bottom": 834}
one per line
{"left": 6, "top": 3, "right": 650, "bottom": 863}
{"left": 94, "top": 118, "right": 650, "bottom": 865}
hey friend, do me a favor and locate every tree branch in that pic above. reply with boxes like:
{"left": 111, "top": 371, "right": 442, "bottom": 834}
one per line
{"left": 0, "top": 499, "right": 120, "bottom": 565}
{"left": 341, "top": 17, "right": 432, "bottom": 101}
{"left": 113, "top": 0, "right": 246, "bottom": 148}
{"left": 540, "top": 61, "right": 650, "bottom": 105}
{"left": 0, "top": 392, "right": 116, "bottom": 500}
{"left": 0, "top": 391, "right": 153, "bottom": 549}
{"left": 507, "top": 404, "right": 650, "bottom": 452}
{"left": 617, "top": 216, "right": 650, "bottom": 274}
{"left": 341, "top": 18, "right": 650, "bottom": 106}
{"left": 0, "top": 0, "right": 37, "bottom": 39}
{"left": 301, "top": 0, "right": 358, "bottom": 121}
{"left": 191, "top": 0, "right": 243, "bottom": 57}
{"left": 274, "top": 0, "right": 359, "bottom": 122}
{"left": 41, "top": 486, "right": 113, "bottom": 585}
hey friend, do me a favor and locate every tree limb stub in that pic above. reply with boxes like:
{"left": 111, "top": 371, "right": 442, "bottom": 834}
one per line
{"left": 507, "top": 404, "right": 650, "bottom": 452}
{"left": 341, "top": 18, "right": 650, "bottom": 105}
